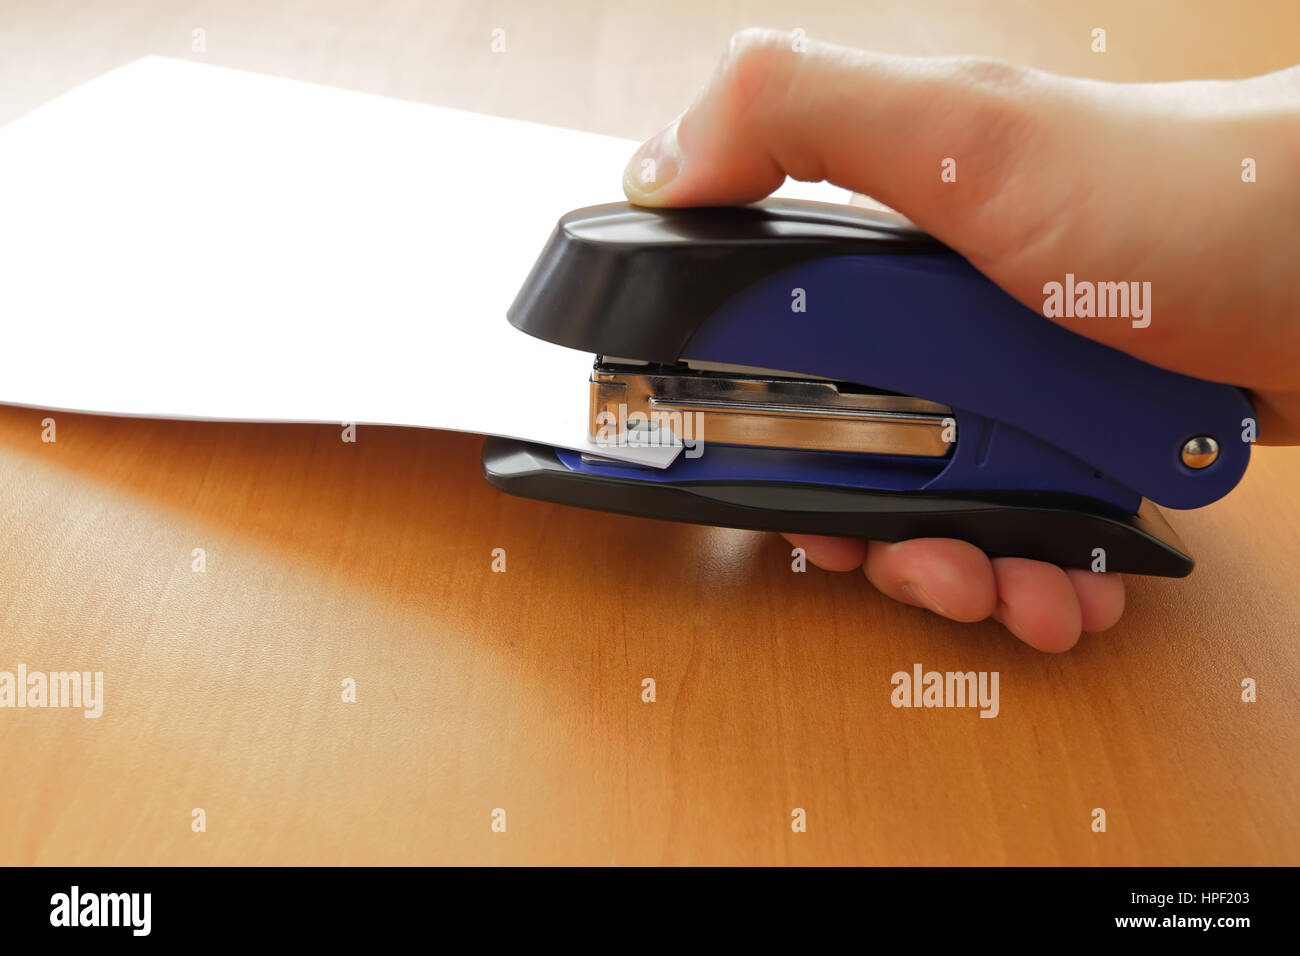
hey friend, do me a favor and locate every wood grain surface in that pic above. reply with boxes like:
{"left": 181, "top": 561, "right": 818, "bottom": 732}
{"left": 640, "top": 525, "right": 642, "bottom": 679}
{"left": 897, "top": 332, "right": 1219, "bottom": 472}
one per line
{"left": 2, "top": 0, "right": 1298, "bottom": 866}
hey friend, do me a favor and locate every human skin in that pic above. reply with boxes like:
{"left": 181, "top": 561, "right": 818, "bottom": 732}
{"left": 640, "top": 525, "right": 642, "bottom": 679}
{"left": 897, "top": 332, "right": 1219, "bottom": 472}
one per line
{"left": 621, "top": 29, "right": 1300, "bottom": 652}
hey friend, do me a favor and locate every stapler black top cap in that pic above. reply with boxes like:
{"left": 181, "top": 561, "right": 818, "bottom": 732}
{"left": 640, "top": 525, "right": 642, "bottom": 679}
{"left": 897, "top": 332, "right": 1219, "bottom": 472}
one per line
{"left": 507, "top": 199, "right": 940, "bottom": 363}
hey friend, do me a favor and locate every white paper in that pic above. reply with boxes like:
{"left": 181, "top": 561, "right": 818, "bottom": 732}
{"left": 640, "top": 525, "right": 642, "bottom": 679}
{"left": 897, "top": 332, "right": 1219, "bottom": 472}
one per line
{"left": 0, "top": 58, "right": 850, "bottom": 466}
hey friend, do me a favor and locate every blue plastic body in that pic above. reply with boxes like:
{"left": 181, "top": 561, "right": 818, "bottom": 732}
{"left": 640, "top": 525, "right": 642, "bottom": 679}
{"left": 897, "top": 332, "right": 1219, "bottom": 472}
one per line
{"left": 560, "top": 251, "right": 1253, "bottom": 512}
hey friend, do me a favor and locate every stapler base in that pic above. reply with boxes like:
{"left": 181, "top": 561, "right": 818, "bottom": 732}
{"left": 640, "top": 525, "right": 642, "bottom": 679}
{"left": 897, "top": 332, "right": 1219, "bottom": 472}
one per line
{"left": 481, "top": 437, "right": 1194, "bottom": 577}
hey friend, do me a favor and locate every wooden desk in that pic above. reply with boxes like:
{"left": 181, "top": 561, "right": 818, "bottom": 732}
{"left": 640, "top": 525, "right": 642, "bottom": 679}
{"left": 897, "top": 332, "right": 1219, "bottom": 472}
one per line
{"left": 2, "top": 0, "right": 1298, "bottom": 865}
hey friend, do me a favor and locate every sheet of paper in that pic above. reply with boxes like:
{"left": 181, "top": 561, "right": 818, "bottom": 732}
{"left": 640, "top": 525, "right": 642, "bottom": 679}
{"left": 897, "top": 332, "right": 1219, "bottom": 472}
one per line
{"left": 0, "top": 57, "right": 850, "bottom": 466}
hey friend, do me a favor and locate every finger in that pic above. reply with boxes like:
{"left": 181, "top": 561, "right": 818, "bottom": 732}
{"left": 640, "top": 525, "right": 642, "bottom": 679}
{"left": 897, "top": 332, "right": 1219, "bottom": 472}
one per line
{"left": 1064, "top": 568, "right": 1125, "bottom": 632}
{"left": 990, "top": 557, "right": 1082, "bottom": 652}
{"left": 781, "top": 532, "right": 865, "bottom": 571}
{"left": 863, "top": 538, "right": 997, "bottom": 623}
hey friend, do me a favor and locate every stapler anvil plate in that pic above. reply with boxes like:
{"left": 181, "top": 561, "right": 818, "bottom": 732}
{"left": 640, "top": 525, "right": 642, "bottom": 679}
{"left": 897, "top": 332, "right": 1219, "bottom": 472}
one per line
{"left": 483, "top": 199, "right": 1254, "bottom": 577}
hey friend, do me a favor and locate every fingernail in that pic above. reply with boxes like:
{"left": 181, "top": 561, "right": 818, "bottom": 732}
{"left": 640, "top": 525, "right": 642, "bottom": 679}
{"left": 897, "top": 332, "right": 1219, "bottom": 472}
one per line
{"left": 623, "top": 118, "right": 682, "bottom": 200}
{"left": 901, "top": 582, "right": 945, "bottom": 616}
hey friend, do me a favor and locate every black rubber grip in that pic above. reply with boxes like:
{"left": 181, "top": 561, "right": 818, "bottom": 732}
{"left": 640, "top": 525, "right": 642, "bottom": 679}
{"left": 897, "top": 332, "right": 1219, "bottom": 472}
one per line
{"left": 481, "top": 438, "right": 1194, "bottom": 578}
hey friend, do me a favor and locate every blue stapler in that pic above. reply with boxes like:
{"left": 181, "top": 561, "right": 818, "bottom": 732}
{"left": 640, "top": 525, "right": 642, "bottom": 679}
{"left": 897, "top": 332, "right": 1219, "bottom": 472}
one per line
{"left": 483, "top": 199, "right": 1254, "bottom": 577}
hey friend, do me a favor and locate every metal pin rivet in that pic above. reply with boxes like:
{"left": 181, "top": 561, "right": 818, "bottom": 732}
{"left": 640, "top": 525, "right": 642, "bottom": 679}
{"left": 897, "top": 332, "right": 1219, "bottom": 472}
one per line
{"left": 1181, "top": 436, "right": 1219, "bottom": 469}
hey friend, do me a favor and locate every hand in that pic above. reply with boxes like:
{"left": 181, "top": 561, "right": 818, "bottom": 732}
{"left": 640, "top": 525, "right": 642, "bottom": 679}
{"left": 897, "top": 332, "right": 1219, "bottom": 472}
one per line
{"left": 622, "top": 29, "right": 1300, "bottom": 651}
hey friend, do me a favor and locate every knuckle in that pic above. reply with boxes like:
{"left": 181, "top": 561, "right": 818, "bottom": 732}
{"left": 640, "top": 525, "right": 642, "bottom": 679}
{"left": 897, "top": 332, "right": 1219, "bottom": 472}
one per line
{"left": 718, "top": 28, "right": 798, "bottom": 125}
{"left": 946, "top": 55, "right": 1031, "bottom": 96}
{"left": 938, "top": 56, "right": 1039, "bottom": 141}
{"left": 937, "top": 56, "right": 1039, "bottom": 167}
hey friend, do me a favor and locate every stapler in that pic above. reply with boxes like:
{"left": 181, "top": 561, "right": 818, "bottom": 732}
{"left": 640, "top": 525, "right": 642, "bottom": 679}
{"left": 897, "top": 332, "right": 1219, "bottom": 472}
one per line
{"left": 483, "top": 199, "right": 1253, "bottom": 577}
